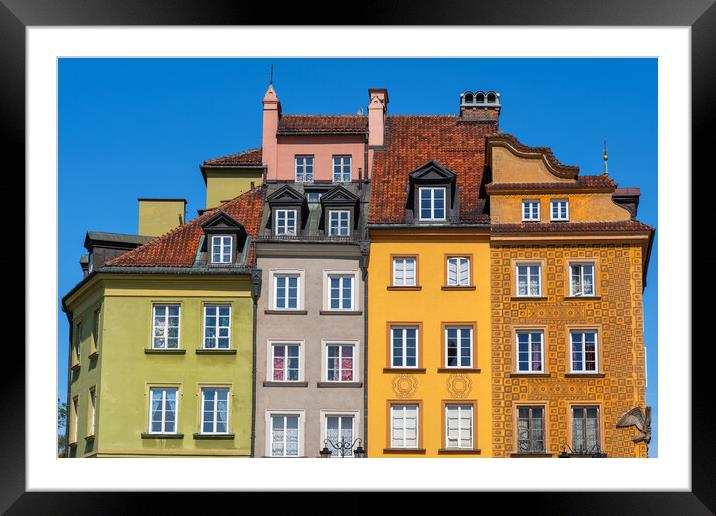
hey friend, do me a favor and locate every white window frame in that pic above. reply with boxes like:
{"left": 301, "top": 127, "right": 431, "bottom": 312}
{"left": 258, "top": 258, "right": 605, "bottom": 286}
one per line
{"left": 328, "top": 210, "right": 351, "bottom": 236}
{"left": 418, "top": 187, "right": 447, "bottom": 221}
{"left": 446, "top": 256, "right": 470, "bottom": 286}
{"left": 390, "top": 326, "right": 419, "bottom": 368}
{"left": 88, "top": 387, "right": 96, "bottom": 436}
{"left": 199, "top": 387, "right": 231, "bottom": 435}
{"left": 148, "top": 386, "right": 179, "bottom": 435}
{"left": 320, "top": 410, "right": 360, "bottom": 457}
{"left": 275, "top": 209, "right": 298, "bottom": 236}
{"left": 551, "top": 199, "right": 569, "bottom": 221}
{"left": 71, "top": 396, "right": 79, "bottom": 444}
{"left": 444, "top": 326, "right": 474, "bottom": 368}
{"left": 322, "top": 340, "right": 359, "bottom": 382}
{"left": 295, "top": 155, "right": 314, "bottom": 183}
{"left": 570, "top": 330, "right": 599, "bottom": 373}
{"left": 268, "top": 340, "right": 304, "bottom": 382}
{"left": 203, "top": 303, "right": 232, "bottom": 349}
{"left": 516, "top": 263, "right": 542, "bottom": 297}
{"left": 151, "top": 304, "right": 181, "bottom": 349}
{"left": 271, "top": 270, "right": 304, "bottom": 310}
{"left": 306, "top": 191, "right": 322, "bottom": 203}
{"left": 324, "top": 271, "right": 357, "bottom": 311}
{"left": 210, "top": 234, "right": 233, "bottom": 264}
{"left": 332, "top": 155, "right": 352, "bottom": 182}
{"left": 522, "top": 200, "right": 541, "bottom": 221}
{"left": 390, "top": 403, "right": 420, "bottom": 449}
{"left": 570, "top": 262, "right": 596, "bottom": 297}
{"left": 265, "top": 410, "right": 305, "bottom": 457}
{"left": 445, "top": 403, "right": 474, "bottom": 450}
{"left": 392, "top": 257, "right": 416, "bottom": 287}
{"left": 516, "top": 331, "right": 545, "bottom": 373}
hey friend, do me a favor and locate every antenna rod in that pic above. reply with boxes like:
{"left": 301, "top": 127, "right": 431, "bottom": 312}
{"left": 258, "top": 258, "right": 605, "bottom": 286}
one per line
{"left": 269, "top": 64, "right": 274, "bottom": 85}
{"left": 603, "top": 139, "right": 609, "bottom": 176}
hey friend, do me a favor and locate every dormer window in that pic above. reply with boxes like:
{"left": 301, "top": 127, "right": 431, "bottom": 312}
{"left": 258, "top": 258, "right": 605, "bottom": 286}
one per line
{"left": 328, "top": 210, "right": 350, "bottom": 236}
{"left": 419, "top": 187, "right": 446, "bottom": 221}
{"left": 276, "top": 209, "right": 297, "bottom": 236}
{"left": 407, "top": 161, "right": 456, "bottom": 224}
{"left": 200, "top": 210, "right": 247, "bottom": 267}
{"left": 211, "top": 235, "right": 233, "bottom": 264}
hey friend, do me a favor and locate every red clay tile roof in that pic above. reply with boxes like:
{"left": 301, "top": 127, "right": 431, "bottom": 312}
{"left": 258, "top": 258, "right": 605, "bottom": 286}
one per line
{"left": 492, "top": 220, "right": 654, "bottom": 233}
{"left": 105, "top": 186, "right": 266, "bottom": 268}
{"left": 485, "top": 175, "right": 617, "bottom": 192}
{"left": 203, "top": 147, "right": 263, "bottom": 167}
{"left": 369, "top": 115, "right": 499, "bottom": 224}
{"left": 277, "top": 115, "right": 368, "bottom": 135}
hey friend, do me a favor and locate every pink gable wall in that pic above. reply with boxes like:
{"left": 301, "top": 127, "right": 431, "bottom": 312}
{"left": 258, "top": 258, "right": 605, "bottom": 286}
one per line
{"left": 273, "top": 135, "right": 367, "bottom": 182}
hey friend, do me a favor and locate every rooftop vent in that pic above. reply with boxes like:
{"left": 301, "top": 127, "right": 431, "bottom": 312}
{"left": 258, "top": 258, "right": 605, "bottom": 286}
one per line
{"left": 459, "top": 90, "right": 501, "bottom": 123}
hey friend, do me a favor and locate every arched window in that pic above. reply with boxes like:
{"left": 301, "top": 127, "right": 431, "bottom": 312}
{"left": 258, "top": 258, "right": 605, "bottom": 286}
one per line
{"left": 487, "top": 92, "right": 496, "bottom": 103}
{"left": 463, "top": 92, "right": 474, "bottom": 104}
{"left": 475, "top": 92, "right": 485, "bottom": 103}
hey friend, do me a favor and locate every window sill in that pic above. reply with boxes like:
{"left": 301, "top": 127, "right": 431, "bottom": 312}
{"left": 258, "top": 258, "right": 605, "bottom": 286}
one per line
{"left": 262, "top": 381, "right": 308, "bottom": 387}
{"left": 88, "top": 351, "right": 99, "bottom": 360}
{"left": 264, "top": 310, "right": 308, "bottom": 315}
{"left": 141, "top": 432, "right": 184, "bottom": 439}
{"left": 316, "top": 381, "right": 363, "bottom": 388}
{"left": 319, "top": 310, "right": 363, "bottom": 316}
{"left": 441, "top": 286, "right": 476, "bottom": 291}
{"left": 509, "top": 452, "right": 554, "bottom": 458}
{"left": 382, "top": 368, "right": 427, "bottom": 374}
{"left": 387, "top": 286, "right": 422, "bottom": 291}
{"left": 437, "top": 448, "right": 482, "bottom": 455}
{"left": 509, "top": 373, "right": 551, "bottom": 378}
{"left": 564, "top": 296, "right": 601, "bottom": 301}
{"left": 382, "top": 448, "right": 426, "bottom": 454}
{"left": 511, "top": 296, "right": 547, "bottom": 301}
{"left": 144, "top": 348, "right": 186, "bottom": 354}
{"left": 437, "top": 367, "right": 481, "bottom": 373}
{"left": 196, "top": 349, "right": 237, "bottom": 355}
{"left": 565, "top": 372, "right": 605, "bottom": 378}
{"left": 193, "top": 433, "right": 235, "bottom": 440}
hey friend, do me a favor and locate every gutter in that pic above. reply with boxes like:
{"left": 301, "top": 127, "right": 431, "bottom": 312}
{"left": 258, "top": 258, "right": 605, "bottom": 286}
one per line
{"left": 367, "top": 223, "right": 491, "bottom": 229}
{"left": 63, "top": 310, "right": 73, "bottom": 458}
{"left": 643, "top": 227, "right": 656, "bottom": 289}
{"left": 359, "top": 242, "right": 369, "bottom": 457}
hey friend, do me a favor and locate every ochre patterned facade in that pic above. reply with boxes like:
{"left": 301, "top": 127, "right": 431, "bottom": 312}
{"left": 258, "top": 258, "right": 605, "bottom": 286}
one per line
{"left": 490, "top": 243, "right": 648, "bottom": 458}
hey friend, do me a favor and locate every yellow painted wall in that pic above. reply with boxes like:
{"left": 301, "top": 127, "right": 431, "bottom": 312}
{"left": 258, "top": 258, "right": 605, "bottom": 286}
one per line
{"left": 367, "top": 230, "right": 493, "bottom": 457}
{"left": 138, "top": 200, "right": 186, "bottom": 237}
{"left": 491, "top": 145, "right": 573, "bottom": 184}
{"left": 205, "top": 169, "right": 263, "bottom": 209}
{"left": 490, "top": 192, "right": 631, "bottom": 225}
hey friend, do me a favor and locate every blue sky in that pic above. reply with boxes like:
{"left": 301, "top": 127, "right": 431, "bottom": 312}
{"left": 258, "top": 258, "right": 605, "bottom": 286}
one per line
{"left": 58, "top": 58, "right": 658, "bottom": 455}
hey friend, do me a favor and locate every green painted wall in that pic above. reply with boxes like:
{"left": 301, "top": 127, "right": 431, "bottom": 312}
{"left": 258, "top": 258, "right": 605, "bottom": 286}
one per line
{"left": 65, "top": 274, "right": 254, "bottom": 457}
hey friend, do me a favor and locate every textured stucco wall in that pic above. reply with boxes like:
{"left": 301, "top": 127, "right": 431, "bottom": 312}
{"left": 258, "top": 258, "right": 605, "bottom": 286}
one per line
{"left": 490, "top": 243, "right": 647, "bottom": 458}
{"left": 254, "top": 253, "right": 365, "bottom": 457}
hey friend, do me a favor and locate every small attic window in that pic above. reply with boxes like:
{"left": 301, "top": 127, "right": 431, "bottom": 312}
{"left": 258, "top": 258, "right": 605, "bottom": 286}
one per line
{"left": 464, "top": 92, "right": 474, "bottom": 104}
{"left": 475, "top": 92, "right": 485, "bottom": 103}
{"left": 486, "top": 92, "right": 496, "bottom": 103}
{"left": 210, "top": 235, "right": 233, "bottom": 264}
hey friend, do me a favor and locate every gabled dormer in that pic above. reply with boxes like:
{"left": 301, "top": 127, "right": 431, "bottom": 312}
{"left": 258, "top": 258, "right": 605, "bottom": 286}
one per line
{"left": 266, "top": 184, "right": 308, "bottom": 237}
{"left": 406, "top": 160, "right": 459, "bottom": 224}
{"left": 201, "top": 210, "right": 248, "bottom": 265}
{"left": 320, "top": 185, "right": 360, "bottom": 237}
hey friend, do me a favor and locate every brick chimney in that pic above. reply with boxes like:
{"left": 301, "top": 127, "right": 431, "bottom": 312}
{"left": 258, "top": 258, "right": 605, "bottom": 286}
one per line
{"left": 262, "top": 84, "right": 281, "bottom": 180}
{"left": 459, "top": 90, "right": 500, "bottom": 127}
{"left": 368, "top": 88, "right": 388, "bottom": 147}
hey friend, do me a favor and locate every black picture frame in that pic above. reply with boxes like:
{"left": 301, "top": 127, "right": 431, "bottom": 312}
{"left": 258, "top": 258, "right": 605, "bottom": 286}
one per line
{"left": 5, "top": 0, "right": 713, "bottom": 513}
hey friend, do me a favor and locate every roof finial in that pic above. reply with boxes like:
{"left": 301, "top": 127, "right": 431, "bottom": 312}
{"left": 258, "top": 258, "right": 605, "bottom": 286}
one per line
{"left": 269, "top": 64, "right": 274, "bottom": 85}
{"left": 603, "top": 138, "right": 609, "bottom": 176}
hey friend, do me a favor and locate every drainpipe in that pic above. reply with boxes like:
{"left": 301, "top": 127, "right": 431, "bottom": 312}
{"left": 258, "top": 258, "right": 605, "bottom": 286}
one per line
{"left": 63, "top": 308, "right": 73, "bottom": 458}
{"left": 249, "top": 268, "right": 262, "bottom": 458}
{"left": 359, "top": 240, "right": 370, "bottom": 457}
